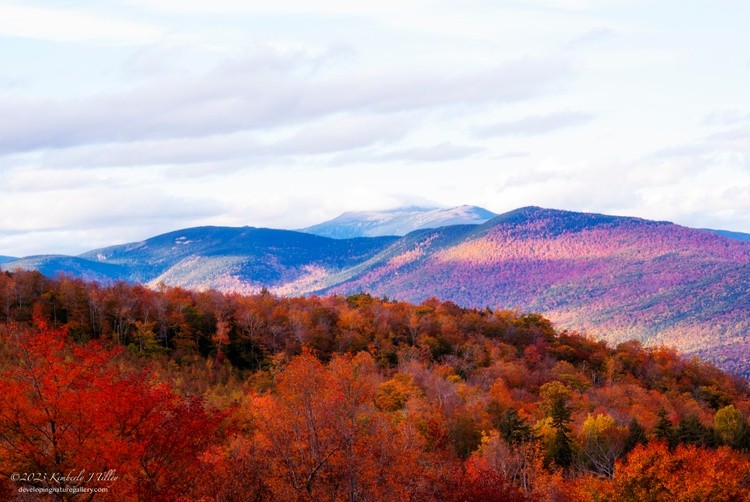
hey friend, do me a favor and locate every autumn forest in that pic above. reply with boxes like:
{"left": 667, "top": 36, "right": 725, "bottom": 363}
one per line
{"left": 1, "top": 270, "right": 750, "bottom": 501}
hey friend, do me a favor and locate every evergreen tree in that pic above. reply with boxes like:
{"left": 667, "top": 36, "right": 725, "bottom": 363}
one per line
{"left": 498, "top": 407, "right": 533, "bottom": 445}
{"left": 677, "top": 415, "right": 719, "bottom": 448}
{"left": 623, "top": 417, "right": 648, "bottom": 456}
{"left": 549, "top": 394, "right": 574, "bottom": 468}
{"left": 654, "top": 408, "right": 677, "bottom": 449}
{"left": 551, "top": 428, "right": 573, "bottom": 468}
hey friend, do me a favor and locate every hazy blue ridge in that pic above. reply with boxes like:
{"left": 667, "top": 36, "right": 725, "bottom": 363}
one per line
{"left": 704, "top": 228, "right": 750, "bottom": 242}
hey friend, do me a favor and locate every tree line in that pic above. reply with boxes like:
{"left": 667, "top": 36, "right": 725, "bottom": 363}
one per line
{"left": 1, "top": 270, "right": 749, "bottom": 500}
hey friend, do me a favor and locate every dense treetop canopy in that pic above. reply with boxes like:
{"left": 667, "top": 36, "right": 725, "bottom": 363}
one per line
{"left": 1, "top": 270, "right": 749, "bottom": 500}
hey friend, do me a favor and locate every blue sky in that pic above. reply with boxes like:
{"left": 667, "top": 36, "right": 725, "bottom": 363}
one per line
{"left": 1, "top": 0, "right": 750, "bottom": 256}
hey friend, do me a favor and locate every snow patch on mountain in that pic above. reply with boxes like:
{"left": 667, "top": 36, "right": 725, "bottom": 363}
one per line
{"left": 300, "top": 205, "right": 497, "bottom": 238}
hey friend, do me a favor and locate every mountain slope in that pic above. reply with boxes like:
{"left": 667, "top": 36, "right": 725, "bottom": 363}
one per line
{"left": 0, "top": 256, "right": 17, "bottom": 265}
{"left": 3, "top": 227, "right": 398, "bottom": 295}
{"left": 88, "top": 226, "right": 398, "bottom": 294}
{"left": 0, "top": 255, "right": 129, "bottom": 283}
{"left": 300, "top": 205, "right": 496, "bottom": 238}
{"left": 4, "top": 207, "right": 750, "bottom": 374}
{"left": 319, "top": 207, "right": 750, "bottom": 373}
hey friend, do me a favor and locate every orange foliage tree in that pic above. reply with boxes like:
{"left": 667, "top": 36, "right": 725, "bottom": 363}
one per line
{"left": 574, "top": 441, "right": 750, "bottom": 502}
{"left": 248, "top": 349, "right": 456, "bottom": 501}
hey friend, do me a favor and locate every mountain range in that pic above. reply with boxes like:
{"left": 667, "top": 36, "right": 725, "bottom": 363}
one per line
{"left": 300, "top": 205, "right": 497, "bottom": 238}
{"left": 3, "top": 205, "right": 750, "bottom": 375}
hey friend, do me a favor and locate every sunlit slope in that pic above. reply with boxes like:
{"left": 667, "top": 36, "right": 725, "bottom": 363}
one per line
{"left": 322, "top": 207, "right": 750, "bottom": 372}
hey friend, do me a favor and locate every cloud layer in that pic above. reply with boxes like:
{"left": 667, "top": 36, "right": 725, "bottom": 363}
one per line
{"left": 1, "top": 0, "right": 750, "bottom": 256}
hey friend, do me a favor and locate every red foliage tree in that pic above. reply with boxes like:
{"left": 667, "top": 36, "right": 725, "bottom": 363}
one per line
{"left": 0, "top": 325, "right": 224, "bottom": 500}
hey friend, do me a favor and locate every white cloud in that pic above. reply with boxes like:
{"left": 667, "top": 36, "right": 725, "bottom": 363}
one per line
{"left": 0, "top": 181, "right": 222, "bottom": 232}
{"left": 475, "top": 111, "right": 595, "bottom": 137}
{"left": 566, "top": 27, "right": 617, "bottom": 47}
{"left": 0, "top": 50, "right": 569, "bottom": 159}
{"left": 330, "top": 142, "right": 484, "bottom": 166}
{"left": 702, "top": 109, "right": 750, "bottom": 127}
{"left": 28, "top": 113, "right": 414, "bottom": 169}
{"left": 2, "top": 0, "right": 750, "bottom": 256}
{"left": 0, "top": 3, "right": 163, "bottom": 45}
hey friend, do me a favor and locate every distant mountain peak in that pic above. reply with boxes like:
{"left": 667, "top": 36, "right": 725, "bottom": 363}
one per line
{"left": 301, "top": 205, "right": 497, "bottom": 239}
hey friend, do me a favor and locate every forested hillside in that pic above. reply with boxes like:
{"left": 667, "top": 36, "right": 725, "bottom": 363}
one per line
{"left": 323, "top": 207, "right": 750, "bottom": 375}
{"left": 5, "top": 207, "right": 750, "bottom": 375}
{"left": 1, "top": 270, "right": 750, "bottom": 500}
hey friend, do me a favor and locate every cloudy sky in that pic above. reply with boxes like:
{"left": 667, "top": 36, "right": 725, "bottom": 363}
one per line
{"left": 2, "top": 0, "right": 750, "bottom": 256}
